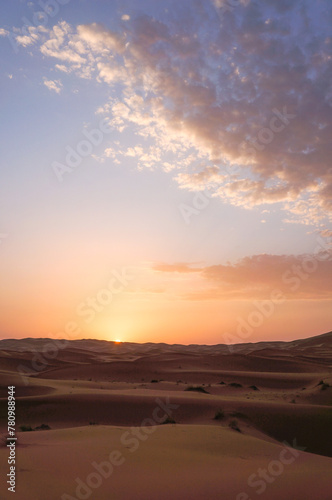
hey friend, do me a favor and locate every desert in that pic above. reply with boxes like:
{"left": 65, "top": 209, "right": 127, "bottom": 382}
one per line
{"left": 1, "top": 3, "right": 332, "bottom": 498}
{"left": 0, "top": 332, "right": 331, "bottom": 499}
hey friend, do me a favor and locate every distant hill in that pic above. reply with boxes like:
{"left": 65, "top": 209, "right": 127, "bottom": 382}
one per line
{"left": 0, "top": 331, "right": 331, "bottom": 359}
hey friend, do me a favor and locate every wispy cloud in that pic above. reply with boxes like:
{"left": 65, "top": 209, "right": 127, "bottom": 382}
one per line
{"left": 43, "top": 78, "right": 63, "bottom": 94}
{"left": 16, "top": 26, "right": 41, "bottom": 47}
{"left": 152, "top": 251, "right": 332, "bottom": 300}
{"left": 153, "top": 263, "right": 202, "bottom": 274}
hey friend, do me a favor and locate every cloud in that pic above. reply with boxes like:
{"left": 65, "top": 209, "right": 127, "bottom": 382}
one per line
{"left": 43, "top": 78, "right": 63, "bottom": 94}
{"left": 13, "top": 1, "right": 332, "bottom": 225}
{"left": 0, "top": 28, "right": 8, "bottom": 36}
{"left": 77, "top": 23, "right": 125, "bottom": 53}
{"left": 96, "top": 62, "right": 126, "bottom": 84}
{"left": 175, "top": 166, "right": 224, "bottom": 191}
{"left": 40, "top": 21, "right": 86, "bottom": 65}
{"left": 153, "top": 263, "right": 202, "bottom": 274}
{"left": 153, "top": 249, "right": 332, "bottom": 300}
{"left": 55, "top": 64, "right": 71, "bottom": 73}
{"left": 320, "top": 229, "right": 332, "bottom": 238}
{"left": 15, "top": 26, "right": 40, "bottom": 47}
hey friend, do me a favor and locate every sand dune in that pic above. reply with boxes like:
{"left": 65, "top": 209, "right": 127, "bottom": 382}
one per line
{"left": 1, "top": 425, "right": 331, "bottom": 500}
{"left": 0, "top": 332, "right": 331, "bottom": 499}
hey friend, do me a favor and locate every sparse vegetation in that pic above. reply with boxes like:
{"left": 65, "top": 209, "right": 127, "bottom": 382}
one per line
{"left": 19, "top": 425, "right": 33, "bottom": 432}
{"left": 229, "top": 419, "right": 241, "bottom": 432}
{"left": 214, "top": 410, "right": 225, "bottom": 420}
{"left": 151, "top": 379, "right": 159, "bottom": 383}
{"left": 20, "top": 424, "right": 51, "bottom": 432}
{"left": 35, "top": 424, "right": 51, "bottom": 430}
{"left": 161, "top": 416, "right": 176, "bottom": 424}
{"left": 229, "top": 382, "right": 243, "bottom": 388}
{"left": 317, "top": 380, "right": 330, "bottom": 390}
{"left": 185, "top": 386, "right": 209, "bottom": 394}
{"left": 219, "top": 381, "right": 226, "bottom": 385}
{"left": 89, "top": 422, "right": 98, "bottom": 426}
{"left": 249, "top": 385, "right": 259, "bottom": 391}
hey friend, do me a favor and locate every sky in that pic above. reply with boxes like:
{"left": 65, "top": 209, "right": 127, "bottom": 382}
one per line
{"left": 0, "top": 0, "right": 331, "bottom": 345}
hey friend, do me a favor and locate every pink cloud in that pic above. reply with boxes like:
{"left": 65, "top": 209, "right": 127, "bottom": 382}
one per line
{"left": 153, "top": 249, "right": 332, "bottom": 300}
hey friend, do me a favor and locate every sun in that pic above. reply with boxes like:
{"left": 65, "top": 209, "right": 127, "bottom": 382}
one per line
{"left": 114, "top": 339, "right": 122, "bottom": 344}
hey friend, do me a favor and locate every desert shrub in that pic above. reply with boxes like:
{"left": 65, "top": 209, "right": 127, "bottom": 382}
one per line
{"left": 151, "top": 379, "right": 159, "bottom": 383}
{"left": 229, "top": 382, "right": 243, "bottom": 388}
{"left": 161, "top": 416, "right": 176, "bottom": 424}
{"left": 35, "top": 424, "right": 51, "bottom": 430}
{"left": 19, "top": 425, "right": 33, "bottom": 432}
{"left": 229, "top": 419, "right": 241, "bottom": 432}
{"left": 317, "top": 380, "right": 330, "bottom": 390}
{"left": 249, "top": 385, "right": 259, "bottom": 391}
{"left": 185, "top": 386, "right": 209, "bottom": 394}
{"left": 219, "top": 381, "right": 226, "bottom": 385}
{"left": 214, "top": 410, "right": 225, "bottom": 420}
